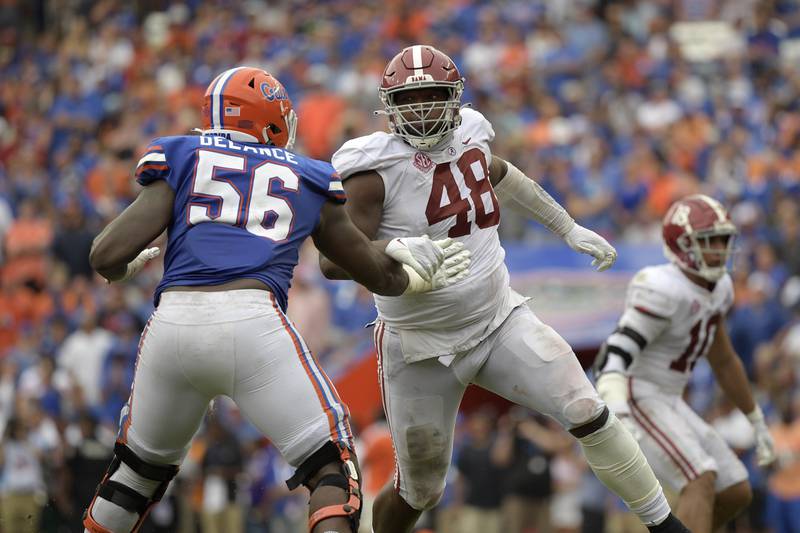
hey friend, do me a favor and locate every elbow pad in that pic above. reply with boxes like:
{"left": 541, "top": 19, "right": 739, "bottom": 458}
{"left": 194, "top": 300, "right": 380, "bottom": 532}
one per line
{"left": 493, "top": 161, "right": 575, "bottom": 237}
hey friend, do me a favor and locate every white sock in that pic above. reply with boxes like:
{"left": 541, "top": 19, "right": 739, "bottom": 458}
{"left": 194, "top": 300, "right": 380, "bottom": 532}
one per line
{"left": 630, "top": 484, "right": 671, "bottom": 526}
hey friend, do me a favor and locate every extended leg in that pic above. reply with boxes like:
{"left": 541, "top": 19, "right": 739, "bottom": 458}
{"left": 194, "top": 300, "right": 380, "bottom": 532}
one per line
{"left": 84, "top": 315, "right": 211, "bottom": 533}
{"left": 570, "top": 409, "right": 686, "bottom": 532}
{"left": 472, "top": 308, "right": 687, "bottom": 532}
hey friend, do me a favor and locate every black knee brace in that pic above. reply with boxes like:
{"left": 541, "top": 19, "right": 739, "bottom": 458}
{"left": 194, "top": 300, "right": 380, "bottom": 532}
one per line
{"left": 286, "top": 441, "right": 362, "bottom": 532}
{"left": 84, "top": 441, "right": 179, "bottom": 532}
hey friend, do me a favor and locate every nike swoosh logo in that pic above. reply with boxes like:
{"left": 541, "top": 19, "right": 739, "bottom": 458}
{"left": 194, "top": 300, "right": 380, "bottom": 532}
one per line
{"left": 462, "top": 137, "right": 471, "bottom": 144}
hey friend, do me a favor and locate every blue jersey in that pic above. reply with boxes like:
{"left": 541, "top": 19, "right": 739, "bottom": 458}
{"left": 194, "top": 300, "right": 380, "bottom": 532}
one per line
{"left": 134, "top": 133, "right": 346, "bottom": 310}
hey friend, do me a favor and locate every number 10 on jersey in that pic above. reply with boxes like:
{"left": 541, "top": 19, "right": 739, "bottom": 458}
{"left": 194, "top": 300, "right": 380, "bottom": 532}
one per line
{"left": 425, "top": 148, "right": 500, "bottom": 237}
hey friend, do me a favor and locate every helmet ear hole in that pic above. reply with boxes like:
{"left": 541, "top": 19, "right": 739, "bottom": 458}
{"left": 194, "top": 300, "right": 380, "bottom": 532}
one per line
{"left": 676, "top": 234, "right": 691, "bottom": 252}
{"left": 263, "top": 121, "right": 290, "bottom": 148}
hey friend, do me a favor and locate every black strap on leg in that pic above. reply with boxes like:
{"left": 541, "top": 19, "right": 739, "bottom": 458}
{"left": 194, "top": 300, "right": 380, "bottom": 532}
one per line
{"left": 316, "top": 473, "right": 349, "bottom": 491}
{"left": 89, "top": 442, "right": 181, "bottom": 533}
{"left": 98, "top": 481, "right": 150, "bottom": 515}
{"left": 570, "top": 406, "right": 610, "bottom": 438}
{"left": 288, "top": 441, "right": 363, "bottom": 532}
{"left": 286, "top": 440, "right": 342, "bottom": 490}
{"left": 308, "top": 443, "right": 362, "bottom": 532}
{"left": 114, "top": 442, "right": 179, "bottom": 482}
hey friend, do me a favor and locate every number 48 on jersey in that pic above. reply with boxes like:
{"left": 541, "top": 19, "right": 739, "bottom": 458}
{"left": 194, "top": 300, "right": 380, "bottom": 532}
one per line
{"left": 425, "top": 148, "right": 500, "bottom": 237}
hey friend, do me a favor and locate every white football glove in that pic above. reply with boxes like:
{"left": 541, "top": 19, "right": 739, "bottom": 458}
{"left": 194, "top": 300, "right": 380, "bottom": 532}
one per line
{"left": 108, "top": 247, "right": 160, "bottom": 283}
{"left": 385, "top": 235, "right": 448, "bottom": 281}
{"left": 596, "top": 372, "right": 640, "bottom": 439}
{"left": 747, "top": 407, "right": 777, "bottom": 467}
{"left": 563, "top": 224, "right": 617, "bottom": 272}
{"left": 385, "top": 237, "right": 470, "bottom": 295}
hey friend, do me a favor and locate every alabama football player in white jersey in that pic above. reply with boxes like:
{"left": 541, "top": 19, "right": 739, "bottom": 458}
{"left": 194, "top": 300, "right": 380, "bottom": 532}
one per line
{"left": 320, "top": 45, "right": 690, "bottom": 533}
{"left": 595, "top": 195, "right": 777, "bottom": 533}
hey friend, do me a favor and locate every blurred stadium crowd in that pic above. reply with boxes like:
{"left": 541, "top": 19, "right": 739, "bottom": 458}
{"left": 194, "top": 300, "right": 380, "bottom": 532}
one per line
{"left": 1, "top": 0, "right": 800, "bottom": 532}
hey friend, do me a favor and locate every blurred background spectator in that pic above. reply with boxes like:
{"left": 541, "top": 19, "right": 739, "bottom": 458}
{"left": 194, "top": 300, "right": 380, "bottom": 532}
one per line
{"left": 0, "top": 417, "right": 45, "bottom": 533}
{"left": 1, "top": 0, "right": 800, "bottom": 531}
{"left": 454, "top": 407, "right": 506, "bottom": 533}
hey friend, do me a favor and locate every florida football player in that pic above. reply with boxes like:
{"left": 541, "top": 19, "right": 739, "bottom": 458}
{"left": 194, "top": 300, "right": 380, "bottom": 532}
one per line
{"left": 320, "top": 45, "right": 689, "bottom": 533}
{"left": 83, "top": 67, "right": 470, "bottom": 533}
{"left": 595, "top": 195, "right": 776, "bottom": 533}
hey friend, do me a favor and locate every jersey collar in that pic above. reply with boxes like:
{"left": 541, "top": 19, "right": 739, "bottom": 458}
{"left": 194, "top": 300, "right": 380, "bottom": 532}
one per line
{"left": 199, "top": 128, "right": 261, "bottom": 144}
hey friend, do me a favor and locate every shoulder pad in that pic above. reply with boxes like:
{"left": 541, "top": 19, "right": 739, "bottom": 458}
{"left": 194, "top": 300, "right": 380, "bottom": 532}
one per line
{"left": 718, "top": 273, "right": 734, "bottom": 312}
{"left": 332, "top": 132, "right": 406, "bottom": 179}
{"left": 627, "top": 267, "right": 680, "bottom": 319}
{"left": 458, "top": 108, "right": 495, "bottom": 144}
{"left": 135, "top": 137, "right": 173, "bottom": 188}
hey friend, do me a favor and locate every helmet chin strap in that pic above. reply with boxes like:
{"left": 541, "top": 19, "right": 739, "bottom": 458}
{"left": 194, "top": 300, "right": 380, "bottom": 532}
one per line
{"left": 409, "top": 132, "right": 452, "bottom": 151}
{"left": 684, "top": 251, "right": 726, "bottom": 282}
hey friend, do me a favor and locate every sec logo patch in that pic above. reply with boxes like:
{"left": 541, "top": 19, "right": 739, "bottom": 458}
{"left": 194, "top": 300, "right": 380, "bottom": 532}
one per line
{"left": 413, "top": 152, "right": 433, "bottom": 172}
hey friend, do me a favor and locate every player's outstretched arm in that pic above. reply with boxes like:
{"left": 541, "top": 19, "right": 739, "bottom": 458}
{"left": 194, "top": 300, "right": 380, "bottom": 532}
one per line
{"left": 313, "top": 201, "right": 469, "bottom": 296}
{"left": 89, "top": 181, "right": 174, "bottom": 282}
{"left": 313, "top": 200, "right": 407, "bottom": 295}
{"left": 319, "top": 170, "right": 384, "bottom": 280}
{"left": 489, "top": 155, "right": 617, "bottom": 271}
{"left": 707, "top": 321, "right": 776, "bottom": 466}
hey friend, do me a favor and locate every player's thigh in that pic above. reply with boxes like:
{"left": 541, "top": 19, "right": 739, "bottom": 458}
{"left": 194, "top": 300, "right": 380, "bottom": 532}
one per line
{"left": 375, "top": 321, "right": 467, "bottom": 508}
{"left": 473, "top": 306, "right": 604, "bottom": 428}
{"left": 629, "top": 392, "right": 717, "bottom": 493}
{"left": 675, "top": 400, "right": 748, "bottom": 492}
{"left": 120, "top": 316, "right": 217, "bottom": 464}
{"left": 232, "top": 309, "right": 352, "bottom": 468}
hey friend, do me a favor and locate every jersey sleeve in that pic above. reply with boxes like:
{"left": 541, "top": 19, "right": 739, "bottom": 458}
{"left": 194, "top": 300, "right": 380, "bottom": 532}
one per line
{"left": 626, "top": 269, "right": 680, "bottom": 321}
{"left": 459, "top": 108, "right": 496, "bottom": 144}
{"left": 600, "top": 269, "right": 676, "bottom": 371}
{"left": 300, "top": 158, "right": 346, "bottom": 204}
{"left": 135, "top": 138, "right": 173, "bottom": 188}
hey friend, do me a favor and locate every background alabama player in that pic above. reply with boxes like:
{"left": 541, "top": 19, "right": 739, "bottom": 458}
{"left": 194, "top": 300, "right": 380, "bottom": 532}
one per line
{"left": 83, "top": 67, "right": 470, "bottom": 533}
{"left": 595, "top": 195, "right": 777, "bottom": 533}
{"left": 320, "top": 45, "right": 689, "bottom": 533}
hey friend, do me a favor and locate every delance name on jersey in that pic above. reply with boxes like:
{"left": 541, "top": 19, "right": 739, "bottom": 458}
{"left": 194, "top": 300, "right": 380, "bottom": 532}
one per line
{"left": 199, "top": 134, "right": 298, "bottom": 164}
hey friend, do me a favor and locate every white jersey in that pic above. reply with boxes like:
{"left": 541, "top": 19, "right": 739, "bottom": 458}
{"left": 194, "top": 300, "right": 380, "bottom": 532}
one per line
{"left": 332, "top": 108, "right": 526, "bottom": 361}
{"left": 618, "top": 263, "right": 734, "bottom": 396}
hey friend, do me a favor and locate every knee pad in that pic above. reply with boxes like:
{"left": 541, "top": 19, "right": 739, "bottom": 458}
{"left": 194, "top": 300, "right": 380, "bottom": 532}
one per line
{"left": 402, "top": 422, "right": 449, "bottom": 510}
{"left": 563, "top": 395, "right": 605, "bottom": 428}
{"left": 407, "top": 487, "right": 445, "bottom": 511}
{"left": 83, "top": 442, "right": 179, "bottom": 533}
{"left": 286, "top": 441, "right": 362, "bottom": 532}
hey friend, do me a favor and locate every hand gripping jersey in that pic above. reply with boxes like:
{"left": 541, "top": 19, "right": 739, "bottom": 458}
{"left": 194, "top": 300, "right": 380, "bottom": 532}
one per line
{"left": 332, "top": 109, "right": 527, "bottom": 361}
{"left": 135, "top": 133, "right": 345, "bottom": 310}
{"left": 615, "top": 263, "right": 734, "bottom": 396}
